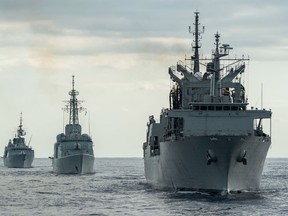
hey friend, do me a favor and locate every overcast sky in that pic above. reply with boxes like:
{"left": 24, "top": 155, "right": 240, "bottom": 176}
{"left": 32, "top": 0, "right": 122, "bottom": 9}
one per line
{"left": 0, "top": 0, "right": 287, "bottom": 158}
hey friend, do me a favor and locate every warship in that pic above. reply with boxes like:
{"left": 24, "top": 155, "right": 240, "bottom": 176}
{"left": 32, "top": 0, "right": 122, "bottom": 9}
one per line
{"left": 143, "top": 12, "right": 272, "bottom": 193}
{"left": 3, "top": 113, "right": 34, "bottom": 168}
{"left": 52, "top": 76, "right": 95, "bottom": 174}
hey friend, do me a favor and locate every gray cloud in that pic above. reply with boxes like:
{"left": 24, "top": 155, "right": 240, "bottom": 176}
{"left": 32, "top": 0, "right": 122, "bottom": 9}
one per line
{"left": 1, "top": 0, "right": 287, "bottom": 46}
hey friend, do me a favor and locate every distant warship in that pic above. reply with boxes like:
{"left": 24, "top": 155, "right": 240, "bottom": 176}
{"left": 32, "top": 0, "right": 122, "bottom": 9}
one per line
{"left": 3, "top": 113, "right": 34, "bottom": 168}
{"left": 52, "top": 76, "right": 95, "bottom": 174}
{"left": 143, "top": 12, "right": 272, "bottom": 193}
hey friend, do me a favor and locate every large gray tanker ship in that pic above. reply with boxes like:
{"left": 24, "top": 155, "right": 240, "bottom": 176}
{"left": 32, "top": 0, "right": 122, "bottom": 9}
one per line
{"left": 143, "top": 12, "right": 272, "bottom": 193}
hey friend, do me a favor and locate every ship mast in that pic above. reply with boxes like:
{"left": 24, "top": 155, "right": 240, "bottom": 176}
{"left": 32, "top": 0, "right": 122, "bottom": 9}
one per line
{"left": 17, "top": 112, "right": 26, "bottom": 138}
{"left": 189, "top": 11, "right": 204, "bottom": 73}
{"left": 63, "top": 75, "right": 86, "bottom": 134}
{"left": 68, "top": 75, "right": 80, "bottom": 125}
{"left": 211, "top": 32, "right": 233, "bottom": 98}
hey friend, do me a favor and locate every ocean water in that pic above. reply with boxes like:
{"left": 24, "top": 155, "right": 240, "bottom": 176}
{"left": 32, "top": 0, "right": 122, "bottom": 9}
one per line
{"left": 0, "top": 158, "right": 287, "bottom": 216}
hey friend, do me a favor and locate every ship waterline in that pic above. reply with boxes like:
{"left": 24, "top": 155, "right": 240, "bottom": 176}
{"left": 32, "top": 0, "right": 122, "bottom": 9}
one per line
{"left": 53, "top": 154, "right": 94, "bottom": 174}
{"left": 4, "top": 150, "right": 34, "bottom": 168}
{"left": 144, "top": 135, "right": 270, "bottom": 192}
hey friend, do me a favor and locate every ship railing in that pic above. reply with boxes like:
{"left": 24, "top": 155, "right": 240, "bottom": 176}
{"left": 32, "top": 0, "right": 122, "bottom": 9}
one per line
{"left": 7, "top": 147, "right": 32, "bottom": 151}
{"left": 235, "top": 61, "right": 245, "bottom": 70}
{"left": 222, "top": 61, "right": 245, "bottom": 78}
{"left": 169, "top": 66, "right": 177, "bottom": 77}
{"left": 177, "top": 60, "right": 193, "bottom": 73}
{"left": 161, "top": 108, "right": 169, "bottom": 118}
{"left": 170, "top": 65, "right": 176, "bottom": 71}
{"left": 183, "top": 129, "right": 254, "bottom": 136}
{"left": 164, "top": 129, "right": 184, "bottom": 141}
{"left": 151, "top": 149, "right": 160, "bottom": 156}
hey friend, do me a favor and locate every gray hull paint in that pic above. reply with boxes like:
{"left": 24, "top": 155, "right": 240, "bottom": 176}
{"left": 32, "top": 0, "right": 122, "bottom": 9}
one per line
{"left": 53, "top": 154, "right": 95, "bottom": 174}
{"left": 3, "top": 151, "right": 34, "bottom": 168}
{"left": 144, "top": 135, "right": 270, "bottom": 192}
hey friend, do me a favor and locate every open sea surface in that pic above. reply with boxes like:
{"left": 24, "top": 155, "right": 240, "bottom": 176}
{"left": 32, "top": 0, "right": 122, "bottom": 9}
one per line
{"left": 0, "top": 158, "right": 287, "bottom": 215}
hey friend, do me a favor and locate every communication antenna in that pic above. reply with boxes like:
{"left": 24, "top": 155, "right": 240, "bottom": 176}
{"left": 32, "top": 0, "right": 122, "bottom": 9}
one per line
{"left": 261, "top": 83, "right": 263, "bottom": 109}
{"left": 89, "top": 111, "right": 91, "bottom": 137}
{"left": 28, "top": 135, "right": 32, "bottom": 146}
{"left": 62, "top": 108, "right": 65, "bottom": 133}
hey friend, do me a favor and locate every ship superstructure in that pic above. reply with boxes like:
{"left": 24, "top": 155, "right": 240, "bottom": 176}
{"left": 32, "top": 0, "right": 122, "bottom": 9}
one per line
{"left": 52, "top": 76, "right": 94, "bottom": 174}
{"left": 143, "top": 12, "right": 272, "bottom": 193}
{"left": 3, "top": 113, "right": 34, "bottom": 168}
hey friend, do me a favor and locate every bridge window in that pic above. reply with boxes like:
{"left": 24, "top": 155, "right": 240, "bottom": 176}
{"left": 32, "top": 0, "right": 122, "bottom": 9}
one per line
{"left": 224, "top": 106, "right": 230, "bottom": 110}
{"left": 191, "top": 105, "right": 246, "bottom": 111}
{"left": 200, "top": 106, "right": 207, "bottom": 110}
{"left": 208, "top": 106, "right": 215, "bottom": 110}
{"left": 216, "top": 106, "right": 222, "bottom": 111}
{"left": 193, "top": 106, "right": 200, "bottom": 110}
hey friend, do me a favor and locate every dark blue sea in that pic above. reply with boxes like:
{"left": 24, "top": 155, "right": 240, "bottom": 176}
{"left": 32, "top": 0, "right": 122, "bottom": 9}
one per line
{"left": 0, "top": 158, "right": 287, "bottom": 215}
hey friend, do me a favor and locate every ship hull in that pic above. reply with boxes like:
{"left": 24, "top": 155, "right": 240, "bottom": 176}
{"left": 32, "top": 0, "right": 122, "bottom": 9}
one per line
{"left": 3, "top": 151, "right": 34, "bottom": 168}
{"left": 53, "top": 154, "right": 95, "bottom": 174}
{"left": 144, "top": 135, "right": 270, "bottom": 193}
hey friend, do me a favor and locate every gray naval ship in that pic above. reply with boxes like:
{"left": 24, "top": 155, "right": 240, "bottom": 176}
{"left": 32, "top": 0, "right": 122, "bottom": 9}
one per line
{"left": 52, "top": 76, "right": 95, "bottom": 174}
{"left": 3, "top": 113, "right": 34, "bottom": 168}
{"left": 143, "top": 12, "right": 272, "bottom": 193}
